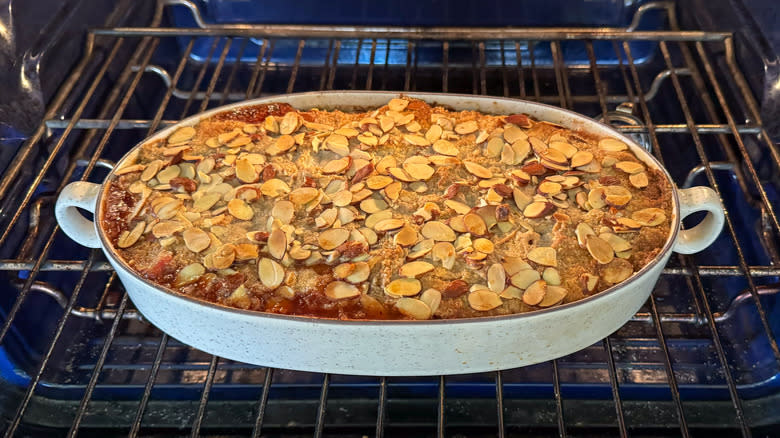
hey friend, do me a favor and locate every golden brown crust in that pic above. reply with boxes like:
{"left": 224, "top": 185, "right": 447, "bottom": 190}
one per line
{"left": 102, "top": 98, "right": 673, "bottom": 320}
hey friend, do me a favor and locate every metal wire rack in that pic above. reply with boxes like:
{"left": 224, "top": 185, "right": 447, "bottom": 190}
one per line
{"left": 0, "top": 0, "right": 778, "bottom": 436}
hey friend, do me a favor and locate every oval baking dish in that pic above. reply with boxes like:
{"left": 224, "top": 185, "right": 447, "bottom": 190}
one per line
{"left": 55, "top": 92, "right": 724, "bottom": 376}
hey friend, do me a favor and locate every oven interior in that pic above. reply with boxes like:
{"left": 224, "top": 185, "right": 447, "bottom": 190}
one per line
{"left": 0, "top": 0, "right": 778, "bottom": 436}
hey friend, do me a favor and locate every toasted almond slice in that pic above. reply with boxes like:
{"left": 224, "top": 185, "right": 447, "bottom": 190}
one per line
{"left": 575, "top": 222, "right": 596, "bottom": 247}
{"left": 587, "top": 187, "right": 606, "bottom": 209}
{"left": 403, "top": 134, "right": 430, "bottom": 146}
{"left": 359, "top": 227, "right": 378, "bottom": 245}
{"left": 373, "top": 218, "right": 405, "bottom": 232}
{"left": 408, "top": 238, "right": 435, "bottom": 260}
{"left": 322, "top": 157, "right": 351, "bottom": 174}
{"left": 512, "top": 139, "right": 531, "bottom": 162}
{"left": 325, "top": 281, "right": 360, "bottom": 300}
{"left": 502, "top": 256, "right": 532, "bottom": 276}
{"left": 500, "top": 286, "right": 524, "bottom": 299}
{"left": 268, "top": 228, "right": 287, "bottom": 259}
{"left": 384, "top": 181, "right": 402, "bottom": 201}
{"left": 577, "top": 159, "right": 602, "bottom": 173}
{"left": 444, "top": 200, "right": 471, "bottom": 215}
{"left": 211, "top": 244, "right": 236, "bottom": 269}
{"left": 289, "top": 245, "right": 312, "bottom": 261}
{"left": 234, "top": 243, "right": 258, "bottom": 261}
{"left": 140, "top": 160, "right": 163, "bottom": 182}
{"left": 500, "top": 144, "right": 515, "bottom": 165}
{"left": 473, "top": 238, "right": 494, "bottom": 254}
{"left": 599, "top": 232, "right": 632, "bottom": 252}
{"left": 570, "top": 150, "right": 593, "bottom": 168}
{"left": 549, "top": 141, "right": 578, "bottom": 158}
{"left": 631, "top": 208, "right": 666, "bottom": 226}
{"left": 272, "top": 200, "right": 295, "bottom": 224}
{"left": 510, "top": 269, "right": 541, "bottom": 289}
{"left": 117, "top": 222, "right": 145, "bottom": 248}
{"left": 192, "top": 192, "right": 221, "bottom": 212}
{"left": 366, "top": 175, "right": 393, "bottom": 190}
{"left": 602, "top": 156, "right": 618, "bottom": 167}
{"left": 432, "top": 242, "right": 456, "bottom": 269}
{"left": 360, "top": 197, "right": 388, "bottom": 214}
{"left": 260, "top": 179, "right": 291, "bottom": 197}
{"left": 615, "top": 161, "right": 644, "bottom": 174}
{"left": 387, "top": 98, "right": 409, "bottom": 112}
{"left": 388, "top": 167, "right": 415, "bottom": 182}
{"left": 365, "top": 210, "right": 393, "bottom": 229}
{"left": 152, "top": 221, "right": 184, "bottom": 238}
{"left": 542, "top": 267, "right": 561, "bottom": 286}
{"left": 538, "top": 181, "right": 562, "bottom": 196}
{"left": 486, "top": 137, "right": 504, "bottom": 157}
{"left": 581, "top": 273, "right": 599, "bottom": 294}
{"left": 278, "top": 112, "right": 299, "bottom": 135}
{"left": 394, "top": 225, "right": 419, "bottom": 247}
{"left": 334, "top": 262, "right": 356, "bottom": 279}
{"left": 258, "top": 258, "right": 284, "bottom": 289}
{"left": 182, "top": 227, "right": 210, "bottom": 252}
{"left": 527, "top": 247, "right": 557, "bottom": 267}
{"left": 602, "top": 258, "right": 633, "bottom": 284}
{"left": 615, "top": 217, "right": 643, "bottom": 230}
{"left": 168, "top": 126, "right": 196, "bottom": 144}
{"left": 487, "top": 263, "right": 506, "bottom": 293}
{"left": 421, "top": 221, "right": 456, "bottom": 241}
{"left": 400, "top": 261, "right": 434, "bottom": 278}
{"left": 426, "top": 124, "right": 444, "bottom": 143}
{"left": 325, "top": 134, "right": 350, "bottom": 156}
{"left": 175, "top": 263, "right": 205, "bottom": 286}
{"left": 463, "top": 213, "right": 487, "bottom": 236}
{"left": 403, "top": 162, "right": 435, "bottom": 180}
{"left": 432, "top": 139, "right": 458, "bottom": 156}
{"left": 385, "top": 278, "right": 422, "bottom": 297}
{"left": 513, "top": 188, "right": 533, "bottom": 211}
{"left": 446, "top": 215, "right": 465, "bottom": 234}
{"left": 603, "top": 186, "right": 632, "bottom": 207}
{"left": 289, "top": 187, "right": 320, "bottom": 206}
{"left": 538, "top": 285, "right": 567, "bottom": 307}
{"left": 586, "top": 236, "right": 614, "bottom": 264}
{"left": 227, "top": 198, "right": 254, "bottom": 220}
{"left": 419, "top": 288, "right": 442, "bottom": 314}
{"left": 428, "top": 155, "right": 461, "bottom": 167}
{"left": 344, "top": 262, "right": 370, "bottom": 283}
{"left": 395, "top": 297, "right": 432, "bottom": 319}
{"left": 455, "top": 120, "right": 478, "bottom": 134}
{"left": 330, "top": 190, "right": 352, "bottom": 207}
{"left": 599, "top": 138, "right": 629, "bottom": 151}
{"left": 463, "top": 160, "right": 492, "bottom": 179}
{"left": 629, "top": 172, "right": 649, "bottom": 188}
{"left": 156, "top": 165, "right": 180, "bottom": 184}
{"left": 523, "top": 201, "right": 554, "bottom": 218}
{"left": 338, "top": 207, "right": 357, "bottom": 225}
{"left": 218, "top": 130, "right": 240, "bottom": 145}
{"left": 318, "top": 228, "right": 350, "bottom": 250}
{"left": 503, "top": 125, "right": 527, "bottom": 143}
{"left": 468, "top": 289, "right": 503, "bottom": 311}
{"left": 522, "top": 280, "right": 546, "bottom": 305}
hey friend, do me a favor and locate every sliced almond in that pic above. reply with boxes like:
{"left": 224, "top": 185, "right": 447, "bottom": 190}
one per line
{"left": 510, "top": 269, "right": 541, "bottom": 289}
{"left": 152, "top": 221, "right": 184, "bottom": 238}
{"left": 580, "top": 273, "right": 599, "bottom": 294}
{"left": 503, "top": 125, "right": 527, "bottom": 143}
{"left": 432, "top": 242, "right": 456, "bottom": 269}
{"left": 487, "top": 263, "right": 506, "bottom": 293}
{"left": 468, "top": 289, "right": 503, "bottom": 311}
{"left": 473, "top": 238, "right": 494, "bottom": 254}
{"left": 384, "top": 181, "right": 402, "bottom": 201}
{"left": 117, "top": 222, "right": 145, "bottom": 248}
{"left": 325, "top": 134, "right": 350, "bottom": 156}
{"left": 156, "top": 165, "right": 181, "bottom": 184}
{"left": 629, "top": 172, "right": 649, "bottom": 188}
{"left": 432, "top": 139, "right": 458, "bottom": 156}
{"left": 260, "top": 179, "right": 291, "bottom": 197}
{"left": 599, "top": 138, "right": 629, "bottom": 152}
{"left": 571, "top": 150, "right": 595, "bottom": 168}
{"left": 512, "top": 139, "right": 531, "bottom": 162}
{"left": 387, "top": 98, "right": 409, "bottom": 112}
{"left": 549, "top": 141, "right": 578, "bottom": 158}
{"left": 404, "top": 134, "right": 430, "bottom": 146}
{"left": 289, "top": 187, "right": 319, "bottom": 206}
{"left": 400, "top": 261, "right": 434, "bottom": 278}
{"left": 527, "top": 247, "right": 557, "bottom": 267}
{"left": 599, "top": 232, "right": 632, "bottom": 252}
{"left": 408, "top": 238, "right": 435, "bottom": 259}
{"left": 211, "top": 244, "right": 236, "bottom": 269}
{"left": 602, "top": 258, "right": 633, "bottom": 284}
{"left": 365, "top": 210, "right": 393, "bottom": 229}
{"left": 330, "top": 190, "right": 353, "bottom": 207}
{"left": 322, "top": 157, "right": 351, "bottom": 174}
{"left": 615, "top": 161, "right": 644, "bottom": 174}
{"left": 395, "top": 298, "right": 432, "bottom": 320}
{"left": 486, "top": 137, "right": 504, "bottom": 157}
{"left": 425, "top": 124, "right": 444, "bottom": 143}
{"left": 586, "top": 236, "right": 615, "bottom": 264}
{"left": 538, "top": 181, "right": 562, "bottom": 196}
{"left": 603, "top": 186, "right": 632, "bottom": 207}
{"left": 168, "top": 126, "right": 196, "bottom": 144}
{"left": 325, "top": 281, "right": 360, "bottom": 300}
{"left": 319, "top": 228, "right": 350, "bottom": 250}
{"left": 542, "top": 267, "right": 561, "bottom": 285}
{"left": 289, "top": 245, "right": 312, "bottom": 261}
{"left": 419, "top": 288, "right": 442, "bottom": 314}
{"left": 385, "top": 278, "right": 422, "bottom": 297}
{"left": 272, "top": 200, "right": 295, "bottom": 224}
{"left": 227, "top": 198, "right": 254, "bottom": 220}
{"left": 183, "top": 227, "right": 210, "bottom": 252}
{"left": 268, "top": 228, "right": 287, "bottom": 259}
{"left": 462, "top": 213, "right": 487, "bottom": 236}
{"left": 218, "top": 130, "right": 240, "bottom": 145}
{"left": 360, "top": 197, "right": 388, "bottom": 214}
{"left": 522, "top": 280, "right": 546, "bottom": 306}
{"left": 421, "top": 221, "right": 456, "bottom": 242}
{"left": 388, "top": 167, "right": 415, "bottom": 182}
{"left": 235, "top": 243, "right": 259, "bottom": 260}
{"left": 500, "top": 144, "right": 516, "bottom": 165}
{"left": 366, "top": 175, "right": 393, "bottom": 190}
{"left": 500, "top": 286, "right": 524, "bottom": 299}
{"left": 175, "top": 263, "right": 205, "bottom": 286}
{"left": 523, "top": 201, "right": 554, "bottom": 218}
{"left": 575, "top": 222, "right": 596, "bottom": 247}
{"left": 513, "top": 188, "right": 533, "bottom": 211}
{"left": 587, "top": 187, "right": 606, "bottom": 209}
{"left": 455, "top": 120, "right": 478, "bottom": 135}
{"left": 443, "top": 200, "right": 470, "bottom": 215}
{"left": 631, "top": 208, "right": 666, "bottom": 226}
{"left": 374, "top": 218, "right": 405, "bottom": 232}
{"left": 502, "top": 256, "right": 533, "bottom": 276}
{"left": 403, "top": 162, "right": 435, "bottom": 180}
{"left": 463, "top": 161, "right": 492, "bottom": 179}
{"left": 394, "top": 225, "right": 419, "bottom": 247}
{"left": 140, "top": 160, "right": 163, "bottom": 182}
{"left": 258, "top": 258, "right": 284, "bottom": 289}
{"left": 538, "top": 285, "right": 567, "bottom": 307}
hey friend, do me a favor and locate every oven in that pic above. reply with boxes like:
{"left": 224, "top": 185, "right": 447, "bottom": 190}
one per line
{"left": 0, "top": 0, "right": 778, "bottom": 436}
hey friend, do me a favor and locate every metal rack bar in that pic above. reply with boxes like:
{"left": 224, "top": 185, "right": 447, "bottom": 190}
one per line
{"left": 437, "top": 375, "right": 446, "bottom": 438}
{"left": 199, "top": 37, "right": 233, "bottom": 113}
{"left": 218, "top": 38, "right": 249, "bottom": 106}
{"left": 191, "top": 356, "right": 220, "bottom": 437}
{"left": 251, "top": 368, "right": 275, "bottom": 438}
{"left": 375, "top": 376, "right": 388, "bottom": 438}
{"left": 314, "top": 373, "right": 331, "bottom": 438}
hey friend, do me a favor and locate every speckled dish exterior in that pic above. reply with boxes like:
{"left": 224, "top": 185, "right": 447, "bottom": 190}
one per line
{"left": 55, "top": 92, "right": 724, "bottom": 375}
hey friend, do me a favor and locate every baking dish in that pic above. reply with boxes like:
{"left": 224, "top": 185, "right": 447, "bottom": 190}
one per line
{"left": 55, "top": 91, "right": 724, "bottom": 376}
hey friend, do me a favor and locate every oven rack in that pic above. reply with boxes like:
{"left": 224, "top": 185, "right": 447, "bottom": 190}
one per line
{"left": 0, "top": 1, "right": 778, "bottom": 436}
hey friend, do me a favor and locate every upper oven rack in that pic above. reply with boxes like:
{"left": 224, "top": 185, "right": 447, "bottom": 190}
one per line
{"left": 0, "top": 0, "right": 778, "bottom": 436}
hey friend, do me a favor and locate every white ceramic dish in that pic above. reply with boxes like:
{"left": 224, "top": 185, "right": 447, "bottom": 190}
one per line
{"left": 55, "top": 91, "right": 725, "bottom": 376}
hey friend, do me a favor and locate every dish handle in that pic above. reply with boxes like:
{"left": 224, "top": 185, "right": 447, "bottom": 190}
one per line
{"left": 55, "top": 181, "right": 102, "bottom": 249}
{"left": 673, "top": 186, "right": 725, "bottom": 254}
